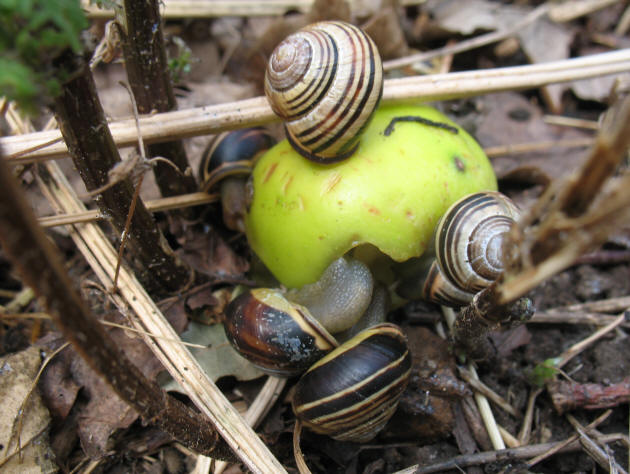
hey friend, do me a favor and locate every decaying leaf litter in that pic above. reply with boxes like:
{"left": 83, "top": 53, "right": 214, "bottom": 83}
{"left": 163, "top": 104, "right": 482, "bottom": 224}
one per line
{"left": 1, "top": 0, "right": 630, "bottom": 472}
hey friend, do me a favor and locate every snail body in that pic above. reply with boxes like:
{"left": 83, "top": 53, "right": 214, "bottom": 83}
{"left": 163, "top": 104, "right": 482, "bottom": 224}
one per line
{"left": 265, "top": 21, "right": 383, "bottom": 162}
{"left": 286, "top": 256, "right": 374, "bottom": 334}
{"left": 224, "top": 288, "right": 338, "bottom": 376}
{"left": 398, "top": 191, "right": 520, "bottom": 306}
{"left": 292, "top": 323, "right": 411, "bottom": 442}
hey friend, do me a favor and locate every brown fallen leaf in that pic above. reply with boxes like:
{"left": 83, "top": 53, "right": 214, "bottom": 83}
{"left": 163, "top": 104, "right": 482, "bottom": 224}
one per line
{"left": 38, "top": 310, "right": 168, "bottom": 459}
{"left": 0, "top": 345, "right": 56, "bottom": 473}
{"left": 473, "top": 92, "right": 594, "bottom": 184}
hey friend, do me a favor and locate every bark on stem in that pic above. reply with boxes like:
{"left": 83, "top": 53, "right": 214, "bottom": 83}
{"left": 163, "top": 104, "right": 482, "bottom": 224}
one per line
{"left": 52, "top": 51, "right": 190, "bottom": 294}
{"left": 452, "top": 283, "right": 534, "bottom": 361}
{"left": 118, "top": 0, "right": 198, "bottom": 200}
{"left": 0, "top": 154, "right": 233, "bottom": 460}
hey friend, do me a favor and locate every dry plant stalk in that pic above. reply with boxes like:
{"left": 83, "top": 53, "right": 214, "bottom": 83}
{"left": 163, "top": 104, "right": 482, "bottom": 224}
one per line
{"left": 80, "top": 0, "right": 424, "bottom": 18}
{"left": 0, "top": 155, "right": 234, "bottom": 461}
{"left": 502, "top": 96, "right": 630, "bottom": 301}
{"left": 450, "top": 96, "right": 630, "bottom": 360}
{"left": 3, "top": 49, "right": 629, "bottom": 164}
{"left": 51, "top": 52, "right": 190, "bottom": 294}
{"left": 35, "top": 160, "right": 287, "bottom": 473}
{"left": 117, "top": 0, "right": 198, "bottom": 201}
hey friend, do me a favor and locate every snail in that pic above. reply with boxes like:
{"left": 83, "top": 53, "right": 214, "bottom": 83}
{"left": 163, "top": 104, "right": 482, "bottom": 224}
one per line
{"left": 199, "top": 127, "right": 276, "bottom": 232}
{"left": 285, "top": 256, "right": 375, "bottom": 334}
{"left": 292, "top": 323, "right": 411, "bottom": 442}
{"left": 264, "top": 21, "right": 383, "bottom": 163}
{"left": 397, "top": 191, "right": 521, "bottom": 307}
{"left": 223, "top": 288, "right": 338, "bottom": 376}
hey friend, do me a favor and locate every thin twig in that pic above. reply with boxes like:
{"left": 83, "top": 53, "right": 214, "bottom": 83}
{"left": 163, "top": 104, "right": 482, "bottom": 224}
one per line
{"left": 527, "top": 410, "right": 613, "bottom": 467}
{"left": 37, "top": 192, "right": 218, "bottom": 228}
{"left": 442, "top": 307, "right": 505, "bottom": 450}
{"left": 518, "top": 387, "right": 543, "bottom": 445}
{"left": 545, "top": 296, "right": 630, "bottom": 314}
{"left": 566, "top": 413, "right": 628, "bottom": 474}
{"left": 382, "top": 4, "right": 550, "bottom": 71}
{"left": 395, "top": 433, "right": 625, "bottom": 473}
{"left": 530, "top": 310, "right": 630, "bottom": 327}
{"left": 543, "top": 115, "right": 599, "bottom": 130}
{"left": 81, "top": 0, "right": 423, "bottom": 18}
{"left": 484, "top": 138, "right": 594, "bottom": 158}
{"left": 458, "top": 367, "right": 522, "bottom": 418}
{"left": 4, "top": 50, "right": 630, "bottom": 164}
{"left": 554, "top": 312, "right": 627, "bottom": 369}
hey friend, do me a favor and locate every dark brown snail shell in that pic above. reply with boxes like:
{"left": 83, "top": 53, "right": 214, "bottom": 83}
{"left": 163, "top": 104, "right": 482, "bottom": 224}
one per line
{"left": 224, "top": 288, "right": 338, "bottom": 377}
{"left": 199, "top": 127, "right": 276, "bottom": 231}
{"left": 264, "top": 21, "right": 383, "bottom": 163}
{"left": 199, "top": 127, "right": 276, "bottom": 192}
{"left": 292, "top": 323, "right": 411, "bottom": 442}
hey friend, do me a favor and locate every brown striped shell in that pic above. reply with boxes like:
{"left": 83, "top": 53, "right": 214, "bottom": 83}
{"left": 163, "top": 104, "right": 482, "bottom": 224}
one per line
{"left": 224, "top": 288, "right": 338, "bottom": 376}
{"left": 292, "top": 323, "right": 411, "bottom": 442}
{"left": 426, "top": 191, "right": 520, "bottom": 305}
{"left": 264, "top": 21, "right": 383, "bottom": 163}
{"left": 199, "top": 127, "right": 276, "bottom": 192}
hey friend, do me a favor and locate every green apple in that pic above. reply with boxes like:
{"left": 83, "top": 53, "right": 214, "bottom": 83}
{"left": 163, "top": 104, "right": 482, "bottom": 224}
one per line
{"left": 246, "top": 104, "right": 497, "bottom": 288}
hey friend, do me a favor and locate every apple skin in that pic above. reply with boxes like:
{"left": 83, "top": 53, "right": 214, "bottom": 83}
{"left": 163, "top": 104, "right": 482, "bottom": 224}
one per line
{"left": 245, "top": 104, "right": 497, "bottom": 288}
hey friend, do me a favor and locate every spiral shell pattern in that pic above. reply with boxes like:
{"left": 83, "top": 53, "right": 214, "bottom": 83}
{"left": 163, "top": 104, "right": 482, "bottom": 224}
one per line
{"left": 264, "top": 21, "right": 383, "bottom": 162}
{"left": 292, "top": 323, "right": 411, "bottom": 442}
{"left": 434, "top": 191, "right": 520, "bottom": 295}
{"left": 199, "top": 127, "right": 276, "bottom": 191}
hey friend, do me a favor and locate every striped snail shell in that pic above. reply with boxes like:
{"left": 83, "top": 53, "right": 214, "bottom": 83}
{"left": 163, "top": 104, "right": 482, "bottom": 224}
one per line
{"left": 199, "top": 127, "right": 276, "bottom": 231}
{"left": 434, "top": 191, "right": 520, "bottom": 294}
{"left": 199, "top": 127, "right": 276, "bottom": 192}
{"left": 396, "top": 192, "right": 520, "bottom": 306}
{"left": 224, "top": 288, "right": 338, "bottom": 376}
{"left": 264, "top": 21, "right": 383, "bottom": 163}
{"left": 292, "top": 323, "right": 411, "bottom": 442}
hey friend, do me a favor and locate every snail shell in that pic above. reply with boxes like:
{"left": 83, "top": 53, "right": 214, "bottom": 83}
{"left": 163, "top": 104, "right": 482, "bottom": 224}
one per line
{"left": 434, "top": 191, "right": 520, "bottom": 294}
{"left": 199, "top": 127, "right": 276, "bottom": 231}
{"left": 264, "top": 21, "right": 383, "bottom": 163}
{"left": 292, "top": 323, "right": 411, "bottom": 442}
{"left": 199, "top": 127, "right": 276, "bottom": 192}
{"left": 224, "top": 288, "right": 338, "bottom": 376}
{"left": 396, "top": 192, "right": 520, "bottom": 307}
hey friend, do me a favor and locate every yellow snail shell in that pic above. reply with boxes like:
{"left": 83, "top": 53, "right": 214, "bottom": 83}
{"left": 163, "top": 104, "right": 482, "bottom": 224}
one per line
{"left": 264, "top": 21, "right": 383, "bottom": 163}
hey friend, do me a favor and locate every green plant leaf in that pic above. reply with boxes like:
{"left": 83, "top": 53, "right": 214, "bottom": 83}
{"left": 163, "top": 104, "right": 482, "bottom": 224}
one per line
{"left": 529, "top": 358, "right": 560, "bottom": 387}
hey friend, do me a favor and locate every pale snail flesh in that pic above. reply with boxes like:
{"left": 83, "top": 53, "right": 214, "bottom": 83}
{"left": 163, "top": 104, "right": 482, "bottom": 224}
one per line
{"left": 264, "top": 21, "right": 383, "bottom": 163}
{"left": 292, "top": 323, "right": 411, "bottom": 442}
{"left": 286, "top": 256, "right": 374, "bottom": 334}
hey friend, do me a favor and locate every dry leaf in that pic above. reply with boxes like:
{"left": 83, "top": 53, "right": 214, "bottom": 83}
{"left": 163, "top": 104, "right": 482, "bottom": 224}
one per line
{"left": 0, "top": 346, "right": 56, "bottom": 473}
{"left": 160, "top": 322, "right": 264, "bottom": 390}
